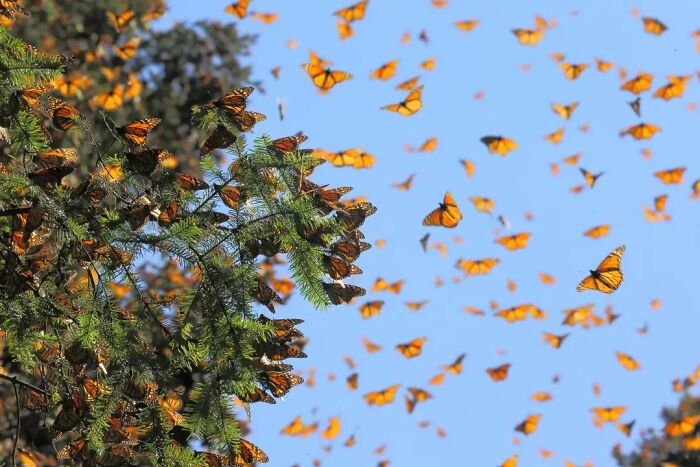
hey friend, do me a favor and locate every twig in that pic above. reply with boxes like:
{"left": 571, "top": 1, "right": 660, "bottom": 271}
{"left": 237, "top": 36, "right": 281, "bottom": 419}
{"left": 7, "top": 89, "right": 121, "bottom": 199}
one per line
{"left": 0, "top": 373, "right": 47, "bottom": 395}
{"left": 12, "top": 381, "right": 19, "bottom": 467}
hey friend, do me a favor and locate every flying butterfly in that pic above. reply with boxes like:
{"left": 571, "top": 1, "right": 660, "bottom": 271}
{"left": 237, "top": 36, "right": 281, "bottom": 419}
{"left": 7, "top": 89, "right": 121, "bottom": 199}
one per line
{"left": 584, "top": 225, "right": 611, "bottom": 239}
{"left": 480, "top": 136, "right": 518, "bottom": 156}
{"left": 619, "top": 123, "right": 661, "bottom": 139}
{"left": 559, "top": 62, "right": 588, "bottom": 80}
{"left": 621, "top": 73, "right": 653, "bottom": 94}
{"left": 224, "top": 0, "right": 250, "bottom": 19}
{"left": 370, "top": 60, "right": 399, "bottom": 80}
{"left": 551, "top": 102, "right": 578, "bottom": 120}
{"left": 363, "top": 384, "right": 401, "bottom": 406}
{"left": 512, "top": 28, "right": 544, "bottom": 45}
{"left": 381, "top": 86, "right": 423, "bottom": 116}
{"left": 334, "top": 0, "right": 368, "bottom": 22}
{"left": 443, "top": 353, "right": 466, "bottom": 375}
{"left": 422, "top": 192, "right": 462, "bottom": 228}
{"left": 642, "top": 17, "right": 667, "bottom": 35}
{"left": 655, "top": 167, "right": 685, "bottom": 185}
{"left": 304, "top": 64, "right": 353, "bottom": 92}
{"left": 515, "top": 414, "right": 541, "bottom": 435}
{"left": 576, "top": 245, "right": 625, "bottom": 293}
{"left": 454, "top": 20, "right": 479, "bottom": 31}
{"left": 494, "top": 232, "right": 531, "bottom": 251}
{"left": 456, "top": 258, "right": 500, "bottom": 275}
{"left": 93, "top": 85, "right": 124, "bottom": 111}
{"left": 486, "top": 363, "right": 511, "bottom": 382}
{"left": 580, "top": 168, "right": 603, "bottom": 188}
{"left": 395, "top": 337, "right": 427, "bottom": 359}
{"left": 116, "top": 118, "right": 160, "bottom": 146}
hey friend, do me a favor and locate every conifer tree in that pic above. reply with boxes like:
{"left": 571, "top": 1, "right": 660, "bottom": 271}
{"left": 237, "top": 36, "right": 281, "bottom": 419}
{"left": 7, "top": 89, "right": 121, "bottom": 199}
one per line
{"left": 0, "top": 9, "right": 373, "bottom": 465}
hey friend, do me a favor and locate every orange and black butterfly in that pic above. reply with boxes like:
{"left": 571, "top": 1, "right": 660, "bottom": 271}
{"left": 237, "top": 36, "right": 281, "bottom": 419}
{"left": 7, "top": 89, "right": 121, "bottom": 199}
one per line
{"left": 454, "top": 20, "right": 479, "bottom": 31}
{"left": 592, "top": 406, "right": 626, "bottom": 423}
{"left": 34, "top": 148, "right": 77, "bottom": 170}
{"left": 422, "top": 192, "right": 462, "bottom": 228}
{"left": 619, "top": 123, "right": 661, "bottom": 139}
{"left": 330, "top": 239, "right": 371, "bottom": 262}
{"left": 304, "top": 64, "right": 353, "bottom": 92}
{"left": 382, "top": 86, "right": 423, "bottom": 116}
{"left": 323, "top": 255, "right": 362, "bottom": 280}
{"left": 580, "top": 168, "right": 603, "bottom": 188}
{"left": 106, "top": 10, "right": 136, "bottom": 31}
{"left": 577, "top": 245, "right": 625, "bottom": 293}
{"left": 225, "top": 0, "right": 250, "bottom": 19}
{"left": 346, "top": 372, "right": 359, "bottom": 390}
{"left": 47, "top": 97, "right": 81, "bottom": 131}
{"left": 260, "top": 371, "right": 304, "bottom": 397}
{"left": 335, "top": 202, "right": 377, "bottom": 230}
{"left": 201, "top": 124, "right": 236, "bottom": 156}
{"left": 113, "top": 37, "right": 139, "bottom": 60}
{"left": 655, "top": 167, "right": 685, "bottom": 185}
{"left": 323, "top": 283, "right": 366, "bottom": 305}
{"left": 456, "top": 258, "right": 500, "bottom": 275}
{"left": 334, "top": 0, "right": 368, "bottom": 22}
{"left": 559, "top": 62, "right": 588, "bottom": 80}
{"left": 363, "top": 384, "right": 401, "bottom": 406}
{"left": 395, "top": 337, "right": 427, "bottom": 358}
{"left": 543, "top": 332, "right": 569, "bottom": 349}
{"left": 642, "top": 17, "right": 667, "bottom": 35}
{"left": 443, "top": 353, "right": 466, "bottom": 375}
{"left": 93, "top": 85, "right": 124, "bottom": 111}
{"left": 215, "top": 185, "right": 242, "bottom": 209}
{"left": 512, "top": 28, "right": 543, "bottom": 45}
{"left": 270, "top": 134, "right": 308, "bottom": 157}
{"left": 15, "top": 84, "right": 52, "bottom": 108}
{"left": 28, "top": 165, "right": 74, "bottom": 188}
{"left": 359, "top": 300, "right": 384, "bottom": 319}
{"left": 230, "top": 111, "right": 266, "bottom": 132}
{"left": 486, "top": 363, "right": 511, "bottom": 382}
{"left": 551, "top": 102, "right": 578, "bottom": 120}
{"left": 370, "top": 60, "right": 399, "bottom": 80}
{"left": 480, "top": 135, "right": 518, "bottom": 156}
{"left": 494, "top": 232, "right": 531, "bottom": 251}
{"left": 211, "top": 87, "right": 254, "bottom": 115}
{"left": 515, "top": 414, "right": 541, "bottom": 435}
{"left": 175, "top": 173, "right": 209, "bottom": 191}
{"left": 116, "top": 118, "right": 160, "bottom": 146}
{"left": 125, "top": 148, "right": 170, "bottom": 175}
{"left": 234, "top": 439, "right": 269, "bottom": 465}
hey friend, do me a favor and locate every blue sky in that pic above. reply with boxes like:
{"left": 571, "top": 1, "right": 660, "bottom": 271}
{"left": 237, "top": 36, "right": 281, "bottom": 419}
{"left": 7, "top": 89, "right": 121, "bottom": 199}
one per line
{"left": 162, "top": 1, "right": 700, "bottom": 465}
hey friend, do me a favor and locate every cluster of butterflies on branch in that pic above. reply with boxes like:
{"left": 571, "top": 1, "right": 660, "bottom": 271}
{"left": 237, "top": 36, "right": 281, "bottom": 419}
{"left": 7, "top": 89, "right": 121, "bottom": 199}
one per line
{"left": 216, "top": 0, "right": 700, "bottom": 466}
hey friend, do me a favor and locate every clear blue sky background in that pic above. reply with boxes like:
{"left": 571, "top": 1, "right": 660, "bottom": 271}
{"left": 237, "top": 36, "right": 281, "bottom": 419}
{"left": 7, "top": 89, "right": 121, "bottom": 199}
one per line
{"left": 162, "top": 1, "right": 700, "bottom": 466}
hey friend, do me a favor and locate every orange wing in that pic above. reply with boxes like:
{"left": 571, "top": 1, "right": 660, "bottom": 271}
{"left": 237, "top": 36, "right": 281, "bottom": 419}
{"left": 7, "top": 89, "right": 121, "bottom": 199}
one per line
{"left": 422, "top": 192, "right": 462, "bottom": 228}
{"left": 576, "top": 246, "right": 625, "bottom": 293}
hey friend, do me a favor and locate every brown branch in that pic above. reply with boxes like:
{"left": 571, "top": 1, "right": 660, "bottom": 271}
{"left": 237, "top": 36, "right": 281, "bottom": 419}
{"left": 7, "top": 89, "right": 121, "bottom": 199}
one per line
{"left": 0, "top": 372, "right": 47, "bottom": 395}
{"left": 0, "top": 206, "right": 31, "bottom": 217}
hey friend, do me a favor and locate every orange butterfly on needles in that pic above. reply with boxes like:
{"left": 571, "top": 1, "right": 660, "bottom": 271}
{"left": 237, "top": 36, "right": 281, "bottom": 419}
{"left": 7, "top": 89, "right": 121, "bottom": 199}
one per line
{"left": 577, "top": 245, "right": 625, "bottom": 293}
{"left": 382, "top": 86, "right": 423, "bottom": 116}
{"left": 422, "top": 192, "right": 462, "bottom": 228}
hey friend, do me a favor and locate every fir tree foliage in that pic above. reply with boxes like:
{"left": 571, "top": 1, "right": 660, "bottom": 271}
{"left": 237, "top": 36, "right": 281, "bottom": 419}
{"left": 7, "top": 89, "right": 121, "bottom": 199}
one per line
{"left": 0, "top": 17, "right": 374, "bottom": 467}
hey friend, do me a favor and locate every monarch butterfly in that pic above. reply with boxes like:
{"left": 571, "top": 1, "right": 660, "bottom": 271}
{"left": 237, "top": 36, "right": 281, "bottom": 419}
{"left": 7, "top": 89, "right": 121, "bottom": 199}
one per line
{"left": 404, "top": 300, "right": 428, "bottom": 311}
{"left": 92, "top": 84, "right": 124, "bottom": 111}
{"left": 551, "top": 102, "right": 578, "bottom": 120}
{"left": 559, "top": 62, "right": 588, "bottom": 80}
{"left": 654, "top": 194, "right": 668, "bottom": 212}
{"left": 469, "top": 196, "right": 494, "bottom": 214}
{"left": 363, "top": 384, "right": 401, "bottom": 406}
{"left": 391, "top": 173, "right": 415, "bottom": 191}
{"left": 561, "top": 304, "right": 596, "bottom": 326}
{"left": 442, "top": 353, "right": 465, "bottom": 375}
{"left": 361, "top": 336, "right": 381, "bottom": 353}
{"left": 382, "top": 86, "right": 423, "bottom": 116}
{"left": 501, "top": 455, "right": 518, "bottom": 467}
{"left": 535, "top": 15, "right": 558, "bottom": 29}
{"left": 329, "top": 239, "right": 371, "bottom": 262}
{"left": 54, "top": 73, "right": 90, "bottom": 97}
{"left": 621, "top": 73, "right": 653, "bottom": 94}
{"left": 336, "top": 20, "right": 355, "bottom": 40}
{"left": 628, "top": 97, "right": 641, "bottom": 116}
{"left": 654, "top": 80, "right": 688, "bottom": 100}
{"left": 619, "top": 123, "right": 661, "bottom": 139}
{"left": 577, "top": 245, "right": 625, "bottom": 293}
{"left": 531, "top": 392, "right": 552, "bottom": 403}
{"left": 543, "top": 332, "right": 569, "bottom": 349}
{"left": 643, "top": 206, "right": 671, "bottom": 222}
{"left": 655, "top": 167, "right": 685, "bottom": 185}
{"left": 47, "top": 97, "right": 81, "bottom": 131}
{"left": 15, "top": 84, "right": 52, "bottom": 108}
{"left": 395, "top": 75, "right": 420, "bottom": 91}
{"left": 616, "top": 352, "right": 640, "bottom": 371}
{"left": 234, "top": 439, "right": 269, "bottom": 464}
{"left": 422, "top": 192, "right": 462, "bottom": 228}
{"left": 595, "top": 57, "right": 614, "bottom": 72}
{"left": 486, "top": 363, "right": 511, "bottom": 382}
{"left": 395, "top": 337, "right": 427, "bottom": 358}
{"left": 515, "top": 414, "right": 541, "bottom": 435}
{"left": 584, "top": 224, "right": 611, "bottom": 239}
{"left": 106, "top": 10, "right": 136, "bottom": 31}
{"left": 270, "top": 134, "right": 308, "bottom": 153}
{"left": 642, "top": 17, "right": 667, "bottom": 35}
{"left": 371, "top": 277, "right": 404, "bottom": 294}
{"left": 664, "top": 415, "right": 700, "bottom": 437}
{"left": 231, "top": 110, "right": 266, "bottom": 132}
{"left": 125, "top": 148, "right": 169, "bottom": 175}
{"left": 211, "top": 87, "right": 254, "bottom": 115}
{"left": 480, "top": 135, "right": 518, "bottom": 156}
{"left": 539, "top": 272, "right": 556, "bottom": 284}
{"left": 323, "top": 283, "right": 366, "bottom": 305}
{"left": 494, "top": 232, "right": 531, "bottom": 251}
{"left": 215, "top": 185, "right": 241, "bottom": 209}
{"left": 116, "top": 118, "right": 160, "bottom": 146}
{"left": 260, "top": 371, "right": 304, "bottom": 397}
{"left": 352, "top": 150, "right": 376, "bottom": 169}
{"left": 323, "top": 255, "right": 362, "bottom": 280}
{"left": 224, "top": 0, "right": 249, "bottom": 19}
{"left": 250, "top": 12, "right": 279, "bottom": 23}
{"left": 346, "top": 372, "right": 359, "bottom": 390}
{"left": 113, "top": 37, "right": 139, "bottom": 60}
{"left": 201, "top": 124, "right": 237, "bottom": 156}
{"left": 580, "top": 168, "right": 603, "bottom": 188}
{"left": 370, "top": 60, "right": 399, "bottom": 80}
{"left": 321, "top": 416, "right": 341, "bottom": 440}
{"left": 591, "top": 406, "right": 626, "bottom": 423}
{"left": 495, "top": 305, "right": 529, "bottom": 322}
{"left": 28, "top": 165, "right": 74, "bottom": 188}
{"left": 334, "top": 0, "right": 368, "bottom": 22}
{"left": 511, "top": 28, "right": 544, "bottom": 45}
{"left": 335, "top": 201, "right": 377, "bottom": 230}
{"left": 239, "top": 387, "right": 276, "bottom": 405}
{"left": 454, "top": 19, "right": 479, "bottom": 31}
{"left": 406, "top": 386, "right": 432, "bottom": 409}
{"left": 420, "top": 57, "right": 436, "bottom": 71}
{"left": 359, "top": 300, "right": 384, "bottom": 319}
{"left": 33, "top": 148, "right": 77, "bottom": 170}
{"left": 304, "top": 64, "right": 353, "bottom": 91}
{"left": 456, "top": 258, "right": 500, "bottom": 275}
